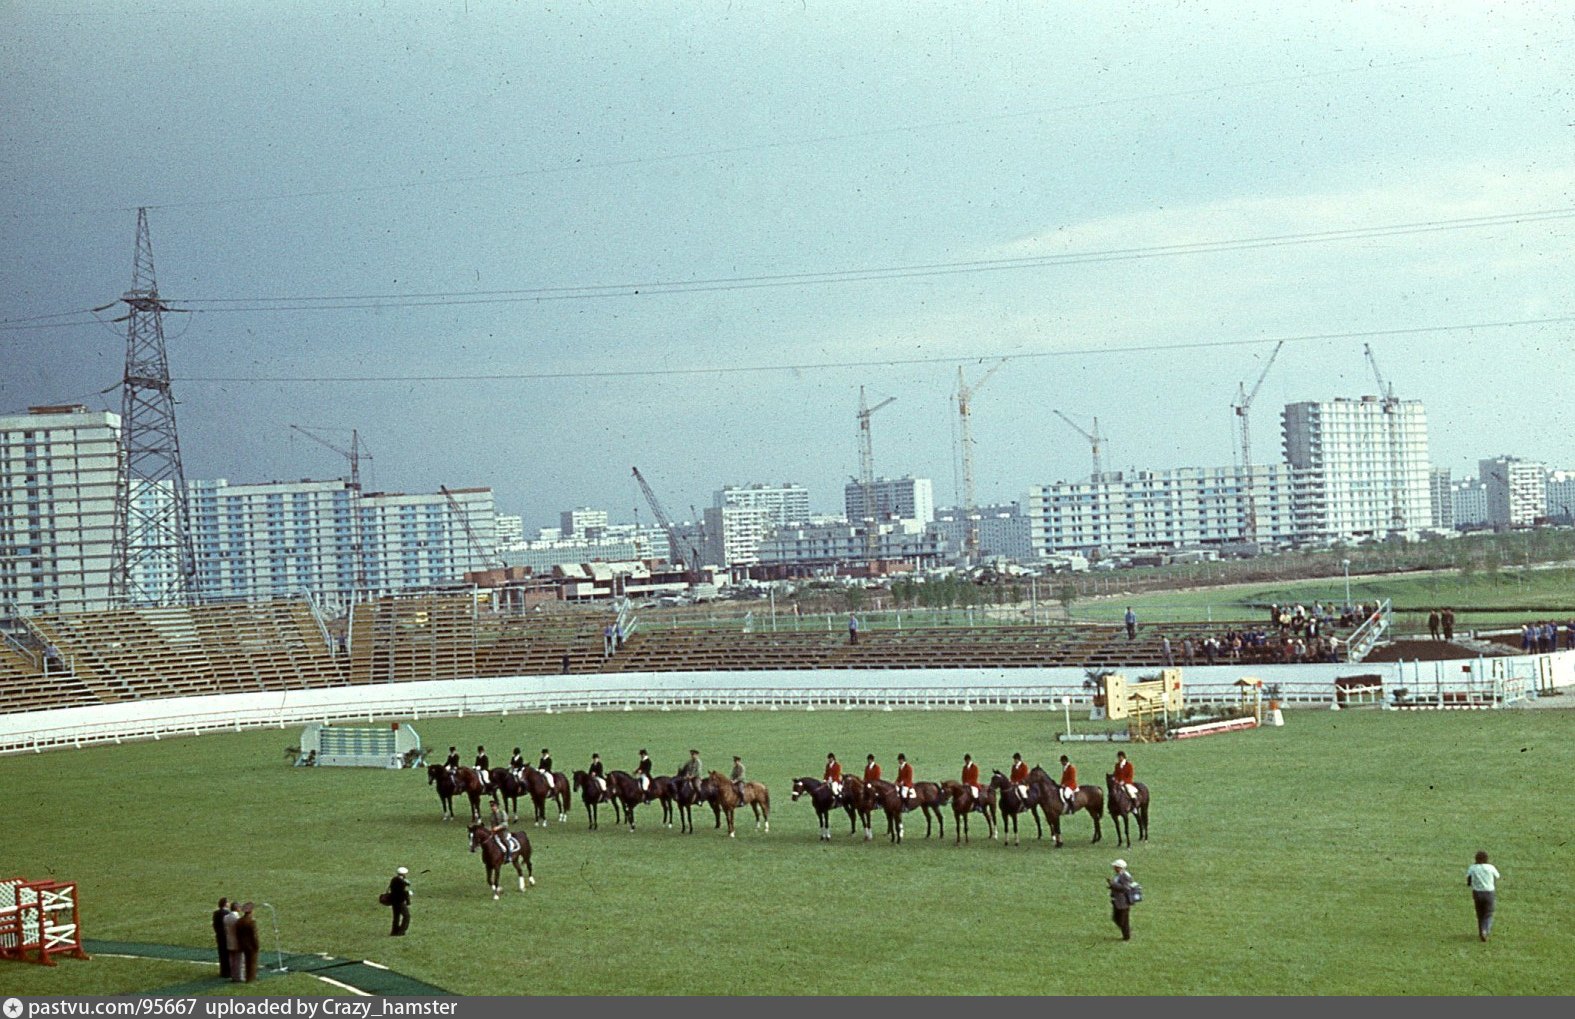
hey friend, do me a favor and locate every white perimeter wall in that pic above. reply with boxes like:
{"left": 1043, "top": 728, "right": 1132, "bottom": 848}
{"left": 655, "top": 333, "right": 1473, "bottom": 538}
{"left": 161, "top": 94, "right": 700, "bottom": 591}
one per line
{"left": 2, "top": 653, "right": 1571, "bottom": 755}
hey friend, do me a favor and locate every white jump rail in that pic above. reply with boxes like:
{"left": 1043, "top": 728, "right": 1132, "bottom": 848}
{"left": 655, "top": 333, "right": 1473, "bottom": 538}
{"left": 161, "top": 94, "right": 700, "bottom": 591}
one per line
{"left": 2, "top": 653, "right": 1571, "bottom": 756}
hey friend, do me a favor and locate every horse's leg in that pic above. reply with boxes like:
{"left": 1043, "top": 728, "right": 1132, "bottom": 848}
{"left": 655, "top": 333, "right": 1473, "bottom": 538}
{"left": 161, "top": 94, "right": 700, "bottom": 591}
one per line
{"left": 1140, "top": 802, "right": 1150, "bottom": 841}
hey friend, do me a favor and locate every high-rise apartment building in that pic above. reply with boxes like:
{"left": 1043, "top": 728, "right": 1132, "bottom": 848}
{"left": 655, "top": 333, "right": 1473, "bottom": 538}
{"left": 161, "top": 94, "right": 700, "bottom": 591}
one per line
{"left": 559, "top": 507, "right": 609, "bottom": 539}
{"left": 1478, "top": 456, "right": 1546, "bottom": 528}
{"left": 1281, "top": 397, "right": 1432, "bottom": 541}
{"left": 930, "top": 503, "right": 1034, "bottom": 561}
{"left": 1428, "top": 468, "right": 1454, "bottom": 531}
{"left": 702, "top": 504, "right": 773, "bottom": 568}
{"left": 844, "top": 476, "right": 935, "bottom": 526}
{"left": 714, "top": 483, "right": 810, "bottom": 527}
{"left": 1451, "top": 480, "right": 1491, "bottom": 529}
{"left": 0, "top": 405, "right": 121, "bottom": 614}
{"left": 1546, "top": 470, "right": 1575, "bottom": 523}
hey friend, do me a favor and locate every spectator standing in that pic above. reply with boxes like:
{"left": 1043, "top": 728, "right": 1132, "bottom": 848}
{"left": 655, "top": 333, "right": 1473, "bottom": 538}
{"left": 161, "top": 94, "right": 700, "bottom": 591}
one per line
{"left": 1124, "top": 607, "right": 1137, "bottom": 641}
{"left": 1442, "top": 608, "right": 1455, "bottom": 642}
{"left": 1428, "top": 611, "right": 1440, "bottom": 641}
{"left": 1466, "top": 851, "right": 1501, "bottom": 942}
{"left": 848, "top": 613, "right": 860, "bottom": 645}
{"left": 1108, "top": 859, "right": 1139, "bottom": 941}
{"left": 388, "top": 866, "right": 411, "bottom": 936}
{"left": 222, "top": 898, "right": 242, "bottom": 981}
{"left": 1161, "top": 635, "right": 1173, "bottom": 666}
{"left": 236, "top": 902, "right": 260, "bottom": 982}
{"left": 211, "top": 897, "right": 231, "bottom": 979}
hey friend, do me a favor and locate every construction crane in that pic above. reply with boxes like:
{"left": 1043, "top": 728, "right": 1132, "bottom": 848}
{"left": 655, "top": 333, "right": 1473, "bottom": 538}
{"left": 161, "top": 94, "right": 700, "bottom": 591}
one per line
{"left": 1231, "top": 340, "right": 1285, "bottom": 546}
{"left": 632, "top": 467, "right": 705, "bottom": 581}
{"left": 441, "top": 485, "right": 502, "bottom": 573}
{"left": 1364, "top": 343, "right": 1407, "bottom": 532}
{"left": 1053, "top": 410, "right": 1104, "bottom": 483}
{"left": 956, "top": 360, "right": 1006, "bottom": 565}
{"left": 856, "top": 387, "right": 897, "bottom": 562}
{"left": 290, "top": 425, "right": 373, "bottom": 591}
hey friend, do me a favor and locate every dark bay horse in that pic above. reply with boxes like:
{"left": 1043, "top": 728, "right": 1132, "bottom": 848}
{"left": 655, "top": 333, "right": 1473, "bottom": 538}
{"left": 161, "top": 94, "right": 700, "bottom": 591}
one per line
{"left": 863, "top": 780, "right": 909, "bottom": 844}
{"left": 1106, "top": 772, "right": 1150, "bottom": 847}
{"left": 605, "top": 770, "right": 644, "bottom": 831}
{"left": 791, "top": 777, "right": 839, "bottom": 841}
{"left": 428, "top": 765, "right": 485, "bottom": 822}
{"left": 645, "top": 776, "right": 682, "bottom": 829}
{"left": 939, "top": 780, "right": 997, "bottom": 844}
{"left": 913, "top": 781, "right": 948, "bottom": 839}
{"left": 839, "top": 776, "right": 874, "bottom": 841}
{"left": 989, "top": 770, "right": 1045, "bottom": 846}
{"left": 488, "top": 768, "right": 530, "bottom": 823}
{"left": 572, "top": 770, "right": 618, "bottom": 830}
{"left": 520, "top": 766, "right": 571, "bottom": 826}
{"left": 467, "top": 823, "right": 533, "bottom": 900}
{"left": 1028, "top": 766, "right": 1105, "bottom": 848}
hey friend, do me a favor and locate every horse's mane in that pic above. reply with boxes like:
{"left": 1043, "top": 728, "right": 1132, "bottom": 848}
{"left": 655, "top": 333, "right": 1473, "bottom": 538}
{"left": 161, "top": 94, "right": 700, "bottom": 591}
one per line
{"left": 708, "top": 771, "right": 740, "bottom": 805}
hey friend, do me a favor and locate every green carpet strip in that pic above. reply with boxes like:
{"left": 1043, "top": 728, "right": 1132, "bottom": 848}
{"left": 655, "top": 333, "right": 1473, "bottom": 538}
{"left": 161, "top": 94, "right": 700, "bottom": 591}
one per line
{"left": 82, "top": 940, "right": 451, "bottom": 996}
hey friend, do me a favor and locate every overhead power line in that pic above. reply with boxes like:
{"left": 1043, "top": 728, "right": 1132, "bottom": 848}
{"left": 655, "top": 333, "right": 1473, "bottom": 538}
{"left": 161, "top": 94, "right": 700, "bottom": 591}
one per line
{"left": 175, "top": 313, "right": 1575, "bottom": 385}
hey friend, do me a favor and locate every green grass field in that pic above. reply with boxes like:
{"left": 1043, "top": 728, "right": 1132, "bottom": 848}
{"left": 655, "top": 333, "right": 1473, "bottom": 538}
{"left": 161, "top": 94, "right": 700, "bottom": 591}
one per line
{"left": 3, "top": 707, "right": 1572, "bottom": 996}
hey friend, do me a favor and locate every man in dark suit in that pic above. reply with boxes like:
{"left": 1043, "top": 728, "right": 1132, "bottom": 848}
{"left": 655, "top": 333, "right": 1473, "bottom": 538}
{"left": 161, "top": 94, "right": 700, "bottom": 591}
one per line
{"left": 222, "top": 899, "right": 242, "bottom": 981}
{"left": 236, "top": 902, "right": 260, "bottom": 982}
{"left": 388, "top": 866, "right": 411, "bottom": 936}
{"left": 211, "top": 897, "right": 231, "bottom": 978}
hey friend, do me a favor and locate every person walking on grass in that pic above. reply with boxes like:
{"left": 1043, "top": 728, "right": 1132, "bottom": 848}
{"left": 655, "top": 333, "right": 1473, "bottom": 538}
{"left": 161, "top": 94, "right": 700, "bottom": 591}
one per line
{"left": 1467, "top": 850, "right": 1501, "bottom": 942}
{"left": 388, "top": 866, "right": 412, "bottom": 936}
{"left": 1108, "top": 859, "right": 1139, "bottom": 941}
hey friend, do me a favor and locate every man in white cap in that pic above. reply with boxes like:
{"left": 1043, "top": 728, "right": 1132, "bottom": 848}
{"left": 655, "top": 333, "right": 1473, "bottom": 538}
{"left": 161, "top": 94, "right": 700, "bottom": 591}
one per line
{"left": 1108, "top": 859, "right": 1138, "bottom": 941}
{"left": 388, "top": 866, "right": 412, "bottom": 936}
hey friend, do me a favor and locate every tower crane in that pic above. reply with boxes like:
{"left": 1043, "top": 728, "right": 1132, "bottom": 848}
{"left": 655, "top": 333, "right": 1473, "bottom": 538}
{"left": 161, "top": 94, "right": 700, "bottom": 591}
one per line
{"left": 957, "top": 360, "right": 1007, "bottom": 565}
{"left": 632, "top": 467, "right": 705, "bottom": 582}
{"left": 856, "top": 387, "right": 897, "bottom": 562}
{"left": 1364, "top": 343, "right": 1407, "bottom": 532}
{"left": 1052, "top": 410, "right": 1104, "bottom": 483}
{"left": 1232, "top": 340, "right": 1285, "bottom": 547}
{"left": 290, "top": 425, "right": 373, "bottom": 591}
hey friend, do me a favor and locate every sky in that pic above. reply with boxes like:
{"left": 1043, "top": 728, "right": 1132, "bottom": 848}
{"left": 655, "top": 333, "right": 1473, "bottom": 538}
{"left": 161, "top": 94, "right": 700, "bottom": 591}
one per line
{"left": 3, "top": 1, "right": 1572, "bottom": 530}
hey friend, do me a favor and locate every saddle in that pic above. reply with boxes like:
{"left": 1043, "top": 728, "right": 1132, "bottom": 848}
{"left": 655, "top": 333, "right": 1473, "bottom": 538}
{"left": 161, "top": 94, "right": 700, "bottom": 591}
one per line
{"left": 493, "top": 833, "right": 520, "bottom": 860}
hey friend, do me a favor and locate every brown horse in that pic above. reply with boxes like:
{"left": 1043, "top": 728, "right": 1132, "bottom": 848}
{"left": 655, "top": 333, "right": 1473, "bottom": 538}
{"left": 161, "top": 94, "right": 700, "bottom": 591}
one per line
{"left": 989, "top": 770, "right": 1045, "bottom": 846}
{"left": 791, "top": 777, "right": 840, "bottom": 841}
{"left": 707, "top": 770, "right": 744, "bottom": 837}
{"left": 912, "top": 781, "right": 948, "bottom": 839}
{"left": 604, "top": 770, "right": 644, "bottom": 831}
{"left": 839, "top": 775, "right": 874, "bottom": 841}
{"left": 863, "top": 780, "right": 910, "bottom": 844}
{"left": 939, "top": 780, "right": 997, "bottom": 844}
{"left": 1028, "top": 766, "right": 1105, "bottom": 848}
{"left": 1106, "top": 773, "right": 1150, "bottom": 847}
{"left": 520, "top": 766, "right": 570, "bottom": 826}
{"left": 572, "top": 770, "right": 619, "bottom": 830}
{"left": 467, "top": 823, "right": 533, "bottom": 900}
{"left": 488, "top": 767, "right": 531, "bottom": 823}
{"left": 739, "top": 780, "right": 771, "bottom": 833}
{"left": 428, "top": 765, "right": 486, "bottom": 822}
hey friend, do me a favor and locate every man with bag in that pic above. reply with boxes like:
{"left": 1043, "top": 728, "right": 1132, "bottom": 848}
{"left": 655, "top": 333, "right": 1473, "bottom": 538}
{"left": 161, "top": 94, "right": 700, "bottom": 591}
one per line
{"left": 1108, "top": 859, "right": 1141, "bottom": 941}
{"left": 385, "top": 866, "right": 412, "bottom": 936}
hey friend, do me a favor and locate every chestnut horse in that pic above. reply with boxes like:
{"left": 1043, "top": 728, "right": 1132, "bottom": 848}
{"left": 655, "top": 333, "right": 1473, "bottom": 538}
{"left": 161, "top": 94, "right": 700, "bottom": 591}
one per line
{"left": 1105, "top": 772, "right": 1150, "bottom": 846}
{"left": 912, "top": 781, "right": 949, "bottom": 839}
{"left": 428, "top": 765, "right": 485, "bottom": 822}
{"left": 791, "top": 777, "right": 839, "bottom": 841}
{"left": 604, "top": 770, "right": 645, "bottom": 831}
{"left": 863, "top": 779, "right": 911, "bottom": 844}
{"left": 839, "top": 776, "right": 874, "bottom": 841}
{"left": 1028, "top": 766, "right": 1105, "bottom": 847}
{"left": 939, "top": 780, "right": 997, "bottom": 844}
{"left": 467, "top": 823, "right": 533, "bottom": 900}
{"left": 989, "top": 770, "right": 1045, "bottom": 846}
{"left": 520, "top": 766, "right": 571, "bottom": 826}
{"left": 706, "top": 770, "right": 744, "bottom": 837}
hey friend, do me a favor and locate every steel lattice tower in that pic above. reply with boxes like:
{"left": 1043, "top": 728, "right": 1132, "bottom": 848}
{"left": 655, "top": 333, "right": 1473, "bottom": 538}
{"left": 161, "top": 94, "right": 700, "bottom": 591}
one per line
{"left": 108, "top": 208, "right": 199, "bottom": 606}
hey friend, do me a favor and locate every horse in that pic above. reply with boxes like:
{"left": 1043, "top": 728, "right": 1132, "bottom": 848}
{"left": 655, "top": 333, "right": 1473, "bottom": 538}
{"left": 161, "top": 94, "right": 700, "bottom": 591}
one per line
{"left": 644, "top": 776, "right": 683, "bottom": 829}
{"left": 839, "top": 775, "right": 874, "bottom": 841}
{"left": 989, "top": 770, "right": 1045, "bottom": 846}
{"left": 660, "top": 775, "right": 704, "bottom": 834}
{"left": 488, "top": 767, "right": 531, "bottom": 823}
{"left": 1105, "top": 772, "right": 1150, "bottom": 847}
{"left": 427, "top": 764, "right": 485, "bottom": 822}
{"left": 1028, "top": 766, "right": 1105, "bottom": 848}
{"left": 706, "top": 770, "right": 743, "bottom": 837}
{"left": 913, "top": 781, "right": 948, "bottom": 839}
{"left": 863, "top": 779, "right": 909, "bottom": 844}
{"left": 520, "top": 766, "right": 571, "bottom": 826}
{"left": 572, "top": 770, "right": 618, "bottom": 830}
{"left": 466, "top": 823, "right": 533, "bottom": 900}
{"left": 604, "top": 770, "right": 645, "bottom": 831}
{"left": 791, "top": 777, "right": 839, "bottom": 841}
{"left": 939, "top": 780, "right": 997, "bottom": 844}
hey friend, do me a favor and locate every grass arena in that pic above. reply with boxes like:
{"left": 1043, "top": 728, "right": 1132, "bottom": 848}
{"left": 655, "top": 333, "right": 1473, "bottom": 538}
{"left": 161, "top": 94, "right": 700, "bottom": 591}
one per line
{"left": 3, "top": 704, "right": 1572, "bottom": 996}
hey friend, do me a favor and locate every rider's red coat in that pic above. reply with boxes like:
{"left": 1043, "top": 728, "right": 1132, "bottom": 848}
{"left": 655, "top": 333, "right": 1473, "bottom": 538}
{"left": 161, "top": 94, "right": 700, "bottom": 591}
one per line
{"left": 896, "top": 762, "right": 914, "bottom": 788}
{"left": 961, "top": 761, "right": 980, "bottom": 787}
{"left": 1061, "top": 763, "right": 1078, "bottom": 790}
{"left": 1115, "top": 759, "right": 1134, "bottom": 784}
{"left": 864, "top": 762, "right": 881, "bottom": 783}
{"left": 824, "top": 760, "right": 842, "bottom": 782}
{"left": 1009, "top": 760, "right": 1029, "bottom": 784}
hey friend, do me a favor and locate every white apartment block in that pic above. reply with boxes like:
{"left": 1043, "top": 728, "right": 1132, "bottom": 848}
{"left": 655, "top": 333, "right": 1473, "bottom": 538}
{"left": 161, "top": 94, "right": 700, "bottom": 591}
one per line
{"left": 758, "top": 519, "right": 946, "bottom": 568}
{"left": 1428, "top": 468, "right": 1454, "bottom": 531}
{"left": 714, "top": 482, "right": 811, "bottom": 527}
{"left": 1546, "top": 470, "right": 1575, "bottom": 522}
{"left": 559, "top": 507, "right": 609, "bottom": 539}
{"left": 702, "top": 504, "right": 773, "bottom": 568}
{"left": 844, "top": 476, "right": 935, "bottom": 526}
{"left": 0, "top": 405, "right": 121, "bottom": 614}
{"left": 1451, "top": 480, "right": 1491, "bottom": 529}
{"left": 1282, "top": 397, "right": 1432, "bottom": 541}
{"left": 1026, "top": 464, "right": 1296, "bottom": 556}
{"left": 929, "top": 503, "right": 1035, "bottom": 561}
{"left": 501, "top": 524, "right": 664, "bottom": 572}
{"left": 494, "top": 513, "right": 525, "bottom": 548}
{"left": 1478, "top": 456, "right": 1546, "bottom": 527}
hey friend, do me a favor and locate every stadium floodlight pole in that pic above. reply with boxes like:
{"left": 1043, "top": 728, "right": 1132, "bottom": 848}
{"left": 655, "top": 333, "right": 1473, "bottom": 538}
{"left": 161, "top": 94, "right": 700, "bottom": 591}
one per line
{"left": 259, "top": 902, "right": 286, "bottom": 972}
